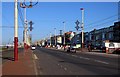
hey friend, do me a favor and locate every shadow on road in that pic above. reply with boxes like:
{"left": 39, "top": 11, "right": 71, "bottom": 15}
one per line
{"left": 1, "top": 57, "right": 14, "bottom": 61}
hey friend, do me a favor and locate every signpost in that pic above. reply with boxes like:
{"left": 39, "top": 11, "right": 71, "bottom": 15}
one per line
{"left": 75, "top": 20, "right": 80, "bottom": 34}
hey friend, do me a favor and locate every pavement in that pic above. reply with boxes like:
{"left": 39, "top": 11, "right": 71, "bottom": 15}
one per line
{"left": 2, "top": 48, "right": 38, "bottom": 76}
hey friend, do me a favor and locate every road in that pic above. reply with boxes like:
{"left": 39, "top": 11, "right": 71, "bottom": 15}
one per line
{"left": 32, "top": 47, "right": 120, "bottom": 75}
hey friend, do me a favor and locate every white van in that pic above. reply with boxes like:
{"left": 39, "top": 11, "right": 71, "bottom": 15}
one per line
{"left": 104, "top": 42, "right": 120, "bottom": 53}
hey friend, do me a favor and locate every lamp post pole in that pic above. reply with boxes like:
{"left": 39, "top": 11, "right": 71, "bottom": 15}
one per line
{"left": 50, "top": 32, "right": 51, "bottom": 46}
{"left": 24, "top": 7, "right": 28, "bottom": 49}
{"left": 81, "top": 8, "right": 84, "bottom": 48}
{"left": 63, "top": 21, "right": 65, "bottom": 46}
{"left": 14, "top": 0, "right": 18, "bottom": 61}
{"left": 54, "top": 28, "right": 56, "bottom": 46}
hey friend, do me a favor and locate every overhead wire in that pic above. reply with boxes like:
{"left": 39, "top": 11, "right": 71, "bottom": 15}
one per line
{"left": 84, "top": 18, "right": 118, "bottom": 30}
{"left": 84, "top": 13, "right": 120, "bottom": 28}
{"left": 1, "top": 3, "right": 24, "bottom": 29}
{"left": 83, "top": 13, "right": 120, "bottom": 31}
{"left": 17, "top": 2, "right": 24, "bottom": 27}
{"left": 0, "top": 26, "right": 24, "bottom": 28}
{"left": 1, "top": 2, "right": 24, "bottom": 29}
{"left": 2, "top": 14, "right": 13, "bottom": 26}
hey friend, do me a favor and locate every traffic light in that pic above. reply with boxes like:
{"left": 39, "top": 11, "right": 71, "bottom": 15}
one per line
{"left": 29, "top": 21, "right": 34, "bottom": 31}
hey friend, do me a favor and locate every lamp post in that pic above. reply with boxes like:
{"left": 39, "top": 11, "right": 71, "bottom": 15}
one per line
{"left": 63, "top": 21, "right": 65, "bottom": 46}
{"left": 118, "top": 1, "right": 120, "bottom": 21}
{"left": 50, "top": 32, "right": 51, "bottom": 46}
{"left": 20, "top": 0, "right": 34, "bottom": 49}
{"left": 81, "top": 8, "right": 84, "bottom": 48}
{"left": 54, "top": 28, "right": 56, "bottom": 46}
{"left": 24, "top": 7, "right": 27, "bottom": 49}
{"left": 14, "top": 0, "right": 18, "bottom": 61}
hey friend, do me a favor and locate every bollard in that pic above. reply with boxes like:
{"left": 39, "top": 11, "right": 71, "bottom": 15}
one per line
{"left": 106, "top": 47, "right": 109, "bottom": 53}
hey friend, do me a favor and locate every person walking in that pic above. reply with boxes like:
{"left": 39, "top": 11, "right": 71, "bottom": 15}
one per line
{"left": 88, "top": 44, "right": 92, "bottom": 52}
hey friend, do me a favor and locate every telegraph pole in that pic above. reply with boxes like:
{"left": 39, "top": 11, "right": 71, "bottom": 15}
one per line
{"left": 14, "top": 0, "right": 18, "bottom": 61}
{"left": 81, "top": 8, "right": 84, "bottom": 48}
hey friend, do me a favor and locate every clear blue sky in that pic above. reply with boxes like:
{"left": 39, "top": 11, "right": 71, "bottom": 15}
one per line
{"left": 2, "top": 2, "right": 118, "bottom": 44}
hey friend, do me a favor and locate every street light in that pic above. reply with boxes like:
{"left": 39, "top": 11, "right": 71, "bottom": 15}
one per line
{"left": 14, "top": 0, "right": 18, "bottom": 61}
{"left": 63, "top": 21, "right": 65, "bottom": 46}
{"left": 54, "top": 28, "right": 56, "bottom": 46}
{"left": 50, "top": 32, "right": 51, "bottom": 46}
{"left": 81, "top": 8, "right": 84, "bottom": 48}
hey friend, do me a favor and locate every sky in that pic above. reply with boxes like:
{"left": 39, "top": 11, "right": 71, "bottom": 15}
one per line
{"left": 1, "top": 1, "right": 119, "bottom": 44}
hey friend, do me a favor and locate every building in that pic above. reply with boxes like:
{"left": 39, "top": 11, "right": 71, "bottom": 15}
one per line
{"left": 65, "top": 31, "right": 75, "bottom": 45}
{"left": 71, "top": 21, "right": 120, "bottom": 48}
{"left": 87, "top": 21, "right": 120, "bottom": 47}
{"left": 113, "top": 22, "right": 120, "bottom": 42}
{"left": 71, "top": 32, "right": 87, "bottom": 48}
{"left": 48, "top": 31, "right": 75, "bottom": 46}
{"left": 39, "top": 21, "right": 119, "bottom": 48}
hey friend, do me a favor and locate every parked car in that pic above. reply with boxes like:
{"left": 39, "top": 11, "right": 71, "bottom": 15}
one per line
{"left": 67, "top": 46, "right": 76, "bottom": 53}
{"left": 31, "top": 45, "right": 36, "bottom": 50}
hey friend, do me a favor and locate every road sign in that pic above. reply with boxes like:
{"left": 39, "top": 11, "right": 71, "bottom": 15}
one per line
{"left": 75, "top": 20, "right": 80, "bottom": 31}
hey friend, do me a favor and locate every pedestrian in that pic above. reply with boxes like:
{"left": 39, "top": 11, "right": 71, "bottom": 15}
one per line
{"left": 88, "top": 44, "right": 91, "bottom": 52}
{"left": 64, "top": 45, "right": 66, "bottom": 51}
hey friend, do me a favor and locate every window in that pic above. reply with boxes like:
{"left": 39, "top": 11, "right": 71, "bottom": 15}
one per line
{"left": 109, "top": 43, "right": 114, "bottom": 47}
{"left": 109, "top": 33, "right": 113, "bottom": 39}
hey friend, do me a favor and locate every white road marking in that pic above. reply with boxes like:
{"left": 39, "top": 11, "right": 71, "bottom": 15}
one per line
{"left": 38, "top": 66, "right": 42, "bottom": 74}
{"left": 79, "top": 56, "right": 84, "bottom": 59}
{"left": 64, "top": 67, "right": 67, "bottom": 71}
{"left": 79, "top": 56, "right": 90, "bottom": 60}
{"left": 66, "top": 54, "right": 69, "bottom": 55}
{"left": 32, "top": 54, "right": 38, "bottom": 75}
{"left": 94, "top": 60, "right": 109, "bottom": 64}
{"left": 34, "top": 54, "right": 38, "bottom": 60}
{"left": 79, "top": 56, "right": 109, "bottom": 64}
{"left": 65, "top": 52, "right": 109, "bottom": 65}
{"left": 82, "top": 57, "right": 90, "bottom": 60}
{"left": 33, "top": 60, "right": 38, "bottom": 75}
{"left": 71, "top": 55, "right": 78, "bottom": 57}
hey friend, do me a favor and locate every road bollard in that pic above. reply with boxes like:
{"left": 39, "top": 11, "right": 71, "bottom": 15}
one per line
{"left": 106, "top": 47, "right": 109, "bottom": 54}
